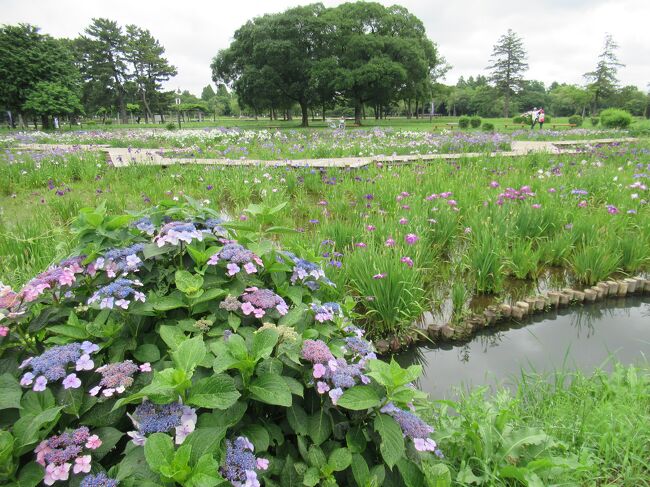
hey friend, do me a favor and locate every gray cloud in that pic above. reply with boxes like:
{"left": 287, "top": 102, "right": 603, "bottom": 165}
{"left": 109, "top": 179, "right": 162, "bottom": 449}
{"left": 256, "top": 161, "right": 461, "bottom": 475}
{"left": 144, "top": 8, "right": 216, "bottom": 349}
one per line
{"left": 2, "top": 0, "right": 648, "bottom": 94}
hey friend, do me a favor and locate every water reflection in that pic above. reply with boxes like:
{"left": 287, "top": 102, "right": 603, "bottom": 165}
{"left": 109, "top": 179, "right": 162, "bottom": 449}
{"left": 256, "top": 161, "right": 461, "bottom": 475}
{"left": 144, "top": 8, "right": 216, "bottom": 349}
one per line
{"left": 395, "top": 296, "right": 650, "bottom": 398}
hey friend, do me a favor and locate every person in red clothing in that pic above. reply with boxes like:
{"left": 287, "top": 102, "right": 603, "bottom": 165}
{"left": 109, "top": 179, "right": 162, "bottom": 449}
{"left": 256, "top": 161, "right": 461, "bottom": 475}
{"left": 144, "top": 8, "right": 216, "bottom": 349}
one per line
{"left": 538, "top": 108, "right": 545, "bottom": 129}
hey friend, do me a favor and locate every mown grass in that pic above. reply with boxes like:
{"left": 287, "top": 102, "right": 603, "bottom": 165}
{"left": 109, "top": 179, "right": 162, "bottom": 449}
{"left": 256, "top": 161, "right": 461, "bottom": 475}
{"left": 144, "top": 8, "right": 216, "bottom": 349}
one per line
{"left": 427, "top": 360, "right": 650, "bottom": 485}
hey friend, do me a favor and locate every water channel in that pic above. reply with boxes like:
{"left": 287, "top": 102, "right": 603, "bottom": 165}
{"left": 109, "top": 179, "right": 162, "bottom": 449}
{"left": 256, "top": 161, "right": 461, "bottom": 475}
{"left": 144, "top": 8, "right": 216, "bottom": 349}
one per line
{"left": 396, "top": 296, "right": 650, "bottom": 398}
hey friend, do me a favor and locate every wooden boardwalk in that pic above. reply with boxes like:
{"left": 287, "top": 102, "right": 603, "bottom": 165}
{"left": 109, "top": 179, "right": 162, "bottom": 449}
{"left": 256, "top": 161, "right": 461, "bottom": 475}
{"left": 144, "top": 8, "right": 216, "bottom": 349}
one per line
{"left": 15, "top": 138, "right": 638, "bottom": 168}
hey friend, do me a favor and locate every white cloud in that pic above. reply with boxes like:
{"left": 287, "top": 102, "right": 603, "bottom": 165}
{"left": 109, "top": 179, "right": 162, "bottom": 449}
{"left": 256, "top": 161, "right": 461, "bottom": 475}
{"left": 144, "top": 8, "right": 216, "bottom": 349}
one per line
{"left": 2, "top": 0, "right": 648, "bottom": 94}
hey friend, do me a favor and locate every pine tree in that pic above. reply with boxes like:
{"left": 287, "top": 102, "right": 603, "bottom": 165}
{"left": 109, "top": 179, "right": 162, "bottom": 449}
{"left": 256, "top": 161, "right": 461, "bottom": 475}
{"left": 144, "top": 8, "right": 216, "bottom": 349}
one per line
{"left": 487, "top": 29, "right": 528, "bottom": 117}
{"left": 584, "top": 34, "right": 624, "bottom": 112}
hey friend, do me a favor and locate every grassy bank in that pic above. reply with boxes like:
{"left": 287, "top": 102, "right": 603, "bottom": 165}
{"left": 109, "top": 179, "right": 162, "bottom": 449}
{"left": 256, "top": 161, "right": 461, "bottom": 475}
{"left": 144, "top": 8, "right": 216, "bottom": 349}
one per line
{"left": 425, "top": 360, "right": 650, "bottom": 485}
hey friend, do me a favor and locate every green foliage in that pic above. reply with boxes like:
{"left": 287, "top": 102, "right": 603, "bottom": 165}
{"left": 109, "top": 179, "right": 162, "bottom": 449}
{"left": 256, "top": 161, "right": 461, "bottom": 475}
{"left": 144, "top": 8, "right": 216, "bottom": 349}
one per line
{"left": 512, "top": 115, "right": 525, "bottom": 124}
{"left": 469, "top": 116, "right": 482, "bottom": 128}
{"left": 23, "top": 81, "right": 83, "bottom": 119}
{"left": 166, "top": 122, "right": 177, "bottom": 130}
{"left": 600, "top": 108, "right": 632, "bottom": 128}
{"left": 0, "top": 200, "right": 442, "bottom": 486}
{"left": 570, "top": 243, "right": 621, "bottom": 285}
{"left": 568, "top": 114, "right": 583, "bottom": 126}
{"left": 458, "top": 116, "right": 470, "bottom": 129}
{"left": 590, "top": 116, "right": 599, "bottom": 126}
{"left": 481, "top": 122, "right": 495, "bottom": 132}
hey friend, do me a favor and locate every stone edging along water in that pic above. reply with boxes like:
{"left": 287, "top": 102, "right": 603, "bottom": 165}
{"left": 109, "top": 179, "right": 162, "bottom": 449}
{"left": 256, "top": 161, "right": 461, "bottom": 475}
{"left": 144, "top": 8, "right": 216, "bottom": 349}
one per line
{"left": 374, "top": 276, "right": 650, "bottom": 354}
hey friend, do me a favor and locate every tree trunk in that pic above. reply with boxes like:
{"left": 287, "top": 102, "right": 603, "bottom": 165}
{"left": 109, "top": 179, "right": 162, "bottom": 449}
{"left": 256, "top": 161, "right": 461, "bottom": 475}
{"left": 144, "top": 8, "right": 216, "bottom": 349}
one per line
{"left": 362, "top": 105, "right": 366, "bottom": 120}
{"left": 322, "top": 104, "right": 326, "bottom": 121}
{"left": 287, "top": 109, "right": 292, "bottom": 121}
{"left": 300, "top": 102, "right": 309, "bottom": 127}
{"left": 354, "top": 103, "right": 362, "bottom": 126}
{"left": 41, "top": 115, "right": 50, "bottom": 130}
{"left": 504, "top": 93, "right": 510, "bottom": 118}
{"left": 18, "top": 113, "right": 25, "bottom": 129}
{"left": 415, "top": 100, "right": 419, "bottom": 119}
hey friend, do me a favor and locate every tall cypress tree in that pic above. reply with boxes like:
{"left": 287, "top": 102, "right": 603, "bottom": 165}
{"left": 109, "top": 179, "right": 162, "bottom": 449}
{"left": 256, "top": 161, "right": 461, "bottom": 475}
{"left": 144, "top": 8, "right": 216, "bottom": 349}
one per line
{"left": 487, "top": 29, "right": 528, "bottom": 118}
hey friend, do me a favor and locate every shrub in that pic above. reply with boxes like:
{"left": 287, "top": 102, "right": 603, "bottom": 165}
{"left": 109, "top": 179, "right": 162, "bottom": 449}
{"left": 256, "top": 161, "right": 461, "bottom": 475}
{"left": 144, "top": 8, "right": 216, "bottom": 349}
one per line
{"left": 103, "top": 120, "right": 112, "bottom": 125}
{"left": 166, "top": 122, "right": 177, "bottom": 131}
{"left": 0, "top": 200, "right": 444, "bottom": 487}
{"left": 458, "top": 116, "right": 470, "bottom": 129}
{"left": 568, "top": 114, "right": 583, "bottom": 127}
{"left": 512, "top": 116, "right": 525, "bottom": 124}
{"left": 600, "top": 108, "right": 632, "bottom": 129}
{"left": 590, "top": 117, "right": 599, "bottom": 126}
{"left": 84, "top": 120, "right": 97, "bottom": 126}
{"left": 481, "top": 122, "right": 495, "bottom": 132}
{"left": 469, "top": 116, "right": 481, "bottom": 128}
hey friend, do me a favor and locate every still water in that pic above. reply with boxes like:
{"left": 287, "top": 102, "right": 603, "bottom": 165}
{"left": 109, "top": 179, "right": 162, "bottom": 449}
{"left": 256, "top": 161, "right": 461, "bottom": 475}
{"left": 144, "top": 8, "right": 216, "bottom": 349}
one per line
{"left": 396, "top": 296, "right": 650, "bottom": 398}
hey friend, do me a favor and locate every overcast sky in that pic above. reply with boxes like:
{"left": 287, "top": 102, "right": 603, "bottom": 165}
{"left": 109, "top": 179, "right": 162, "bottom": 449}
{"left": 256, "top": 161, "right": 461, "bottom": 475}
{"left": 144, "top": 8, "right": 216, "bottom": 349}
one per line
{"left": 2, "top": 0, "right": 648, "bottom": 95}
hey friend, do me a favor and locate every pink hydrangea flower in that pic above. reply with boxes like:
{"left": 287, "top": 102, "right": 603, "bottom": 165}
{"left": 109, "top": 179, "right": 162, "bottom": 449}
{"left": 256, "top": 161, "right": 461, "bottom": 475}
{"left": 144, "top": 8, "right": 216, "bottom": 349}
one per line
{"left": 73, "top": 455, "right": 92, "bottom": 474}
{"left": 85, "top": 435, "right": 102, "bottom": 450}
{"left": 313, "top": 363, "right": 326, "bottom": 379}
{"left": 63, "top": 373, "right": 81, "bottom": 389}
{"left": 0, "top": 326, "right": 8, "bottom": 337}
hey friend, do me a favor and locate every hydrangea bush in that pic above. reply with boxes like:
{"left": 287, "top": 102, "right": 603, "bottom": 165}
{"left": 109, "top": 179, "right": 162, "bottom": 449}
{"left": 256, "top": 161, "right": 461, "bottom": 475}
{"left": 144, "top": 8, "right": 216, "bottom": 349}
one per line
{"left": 0, "top": 199, "right": 444, "bottom": 487}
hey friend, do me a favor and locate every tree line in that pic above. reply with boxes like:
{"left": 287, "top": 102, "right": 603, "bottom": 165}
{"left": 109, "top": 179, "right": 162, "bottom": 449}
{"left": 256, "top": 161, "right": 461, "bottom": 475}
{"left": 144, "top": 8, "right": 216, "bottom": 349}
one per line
{"left": 0, "top": 19, "right": 176, "bottom": 128}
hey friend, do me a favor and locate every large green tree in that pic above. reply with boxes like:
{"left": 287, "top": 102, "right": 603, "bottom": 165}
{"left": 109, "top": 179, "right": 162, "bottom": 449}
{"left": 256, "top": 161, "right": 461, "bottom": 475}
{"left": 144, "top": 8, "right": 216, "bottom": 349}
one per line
{"left": 125, "top": 25, "right": 177, "bottom": 123}
{"left": 23, "top": 81, "right": 83, "bottom": 128}
{"left": 0, "top": 24, "right": 80, "bottom": 127}
{"left": 584, "top": 34, "right": 624, "bottom": 112}
{"left": 76, "top": 18, "right": 130, "bottom": 122}
{"left": 487, "top": 29, "right": 528, "bottom": 117}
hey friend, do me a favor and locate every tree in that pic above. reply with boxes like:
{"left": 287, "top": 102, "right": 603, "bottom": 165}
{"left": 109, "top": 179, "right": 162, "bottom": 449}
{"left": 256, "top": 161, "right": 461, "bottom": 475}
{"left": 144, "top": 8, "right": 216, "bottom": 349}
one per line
{"left": 77, "top": 19, "right": 129, "bottom": 123}
{"left": 124, "top": 25, "right": 177, "bottom": 123}
{"left": 201, "top": 85, "right": 216, "bottom": 101}
{"left": 584, "top": 34, "right": 624, "bottom": 113}
{"left": 212, "top": 4, "right": 328, "bottom": 126}
{"left": 549, "top": 84, "right": 591, "bottom": 116}
{"left": 487, "top": 29, "right": 528, "bottom": 117}
{"left": 0, "top": 24, "right": 80, "bottom": 127}
{"left": 23, "top": 81, "right": 83, "bottom": 128}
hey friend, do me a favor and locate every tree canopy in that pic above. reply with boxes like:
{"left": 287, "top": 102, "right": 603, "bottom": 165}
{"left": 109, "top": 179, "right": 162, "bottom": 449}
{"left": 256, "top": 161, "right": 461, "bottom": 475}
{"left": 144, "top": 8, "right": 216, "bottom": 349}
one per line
{"left": 487, "top": 29, "right": 528, "bottom": 117}
{"left": 212, "top": 2, "right": 442, "bottom": 126}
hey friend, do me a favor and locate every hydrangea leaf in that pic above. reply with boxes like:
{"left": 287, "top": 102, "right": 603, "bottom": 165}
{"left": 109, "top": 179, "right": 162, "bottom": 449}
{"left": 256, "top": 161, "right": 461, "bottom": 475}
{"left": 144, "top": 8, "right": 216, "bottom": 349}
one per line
{"left": 249, "top": 373, "right": 292, "bottom": 407}
{"left": 373, "top": 414, "right": 404, "bottom": 469}
{"left": 336, "top": 386, "right": 381, "bottom": 411}
{"left": 187, "top": 374, "right": 240, "bottom": 409}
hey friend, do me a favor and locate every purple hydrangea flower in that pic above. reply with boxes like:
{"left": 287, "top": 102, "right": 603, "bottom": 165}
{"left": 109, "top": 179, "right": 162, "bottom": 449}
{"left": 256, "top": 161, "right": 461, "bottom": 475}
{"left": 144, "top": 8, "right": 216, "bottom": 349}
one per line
{"left": 87, "top": 278, "right": 145, "bottom": 310}
{"left": 154, "top": 221, "right": 204, "bottom": 247}
{"left": 90, "top": 244, "right": 144, "bottom": 278}
{"left": 208, "top": 243, "right": 263, "bottom": 276}
{"left": 19, "top": 256, "right": 85, "bottom": 302}
{"left": 380, "top": 403, "right": 441, "bottom": 454}
{"left": 301, "top": 339, "right": 334, "bottom": 364}
{"left": 128, "top": 401, "right": 196, "bottom": 445}
{"left": 80, "top": 473, "right": 119, "bottom": 487}
{"left": 90, "top": 360, "right": 145, "bottom": 397}
{"left": 240, "top": 287, "right": 288, "bottom": 318}
{"left": 131, "top": 217, "right": 156, "bottom": 235}
{"left": 20, "top": 342, "right": 99, "bottom": 391}
{"left": 220, "top": 437, "right": 269, "bottom": 487}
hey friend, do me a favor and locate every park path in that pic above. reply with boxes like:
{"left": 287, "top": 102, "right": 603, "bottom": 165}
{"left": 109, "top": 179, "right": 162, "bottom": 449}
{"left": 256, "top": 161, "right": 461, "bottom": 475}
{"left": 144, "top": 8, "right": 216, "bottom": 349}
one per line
{"left": 15, "top": 138, "right": 638, "bottom": 168}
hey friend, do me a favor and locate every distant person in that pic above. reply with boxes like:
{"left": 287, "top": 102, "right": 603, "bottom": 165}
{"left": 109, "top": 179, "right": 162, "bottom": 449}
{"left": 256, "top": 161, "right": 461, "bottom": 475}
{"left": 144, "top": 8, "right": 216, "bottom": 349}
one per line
{"left": 537, "top": 108, "right": 545, "bottom": 129}
{"left": 338, "top": 117, "right": 345, "bottom": 129}
{"left": 530, "top": 107, "right": 539, "bottom": 129}
{"left": 53, "top": 116, "right": 59, "bottom": 129}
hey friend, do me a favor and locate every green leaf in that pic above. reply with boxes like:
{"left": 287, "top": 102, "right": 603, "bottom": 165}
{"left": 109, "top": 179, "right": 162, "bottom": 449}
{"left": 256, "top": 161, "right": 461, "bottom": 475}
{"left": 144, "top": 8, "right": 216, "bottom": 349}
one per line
{"left": 252, "top": 329, "right": 279, "bottom": 360}
{"left": 91, "top": 427, "right": 123, "bottom": 460}
{"left": 187, "top": 375, "right": 240, "bottom": 409}
{"left": 397, "top": 458, "right": 425, "bottom": 487}
{"left": 346, "top": 427, "right": 367, "bottom": 453}
{"left": 456, "top": 463, "right": 482, "bottom": 484}
{"left": 47, "top": 324, "right": 89, "bottom": 339}
{"left": 0, "top": 374, "right": 22, "bottom": 410}
{"left": 176, "top": 270, "right": 204, "bottom": 295}
{"left": 14, "top": 406, "right": 63, "bottom": 450}
{"left": 336, "top": 386, "right": 381, "bottom": 411}
{"left": 307, "top": 411, "right": 331, "bottom": 446}
{"left": 350, "top": 453, "right": 369, "bottom": 487}
{"left": 144, "top": 433, "right": 174, "bottom": 473}
{"left": 241, "top": 424, "right": 270, "bottom": 452}
{"left": 249, "top": 374, "right": 292, "bottom": 407}
{"left": 153, "top": 295, "right": 187, "bottom": 311}
{"left": 328, "top": 447, "right": 352, "bottom": 472}
{"left": 55, "top": 386, "right": 85, "bottom": 417}
{"left": 421, "top": 461, "right": 452, "bottom": 487}
{"left": 160, "top": 325, "right": 186, "bottom": 350}
{"left": 302, "top": 466, "right": 320, "bottom": 487}
{"left": 186, "top": 454, "right": 224, "bottom": 487}
{"left": 185, "top": 427, "right": 227, "bottom": 465}
{"left": 374, "top": 414, "right": 404, "bottom": 469}
{"left": 133, "top": 344, "right": 161, "bottom": 363}
{"left": 285, "top": 286, "right": 304, "bottom": 306}
{"left": 105, "top": 214, "right": 133, "bottom": 230}
{"left": 172, "top": 336, "right": 206, "bottom": 373}
{"left": 143, "top": 243, "right": 173, "bottom": 259}
{"left": 16, "top": 462, "right": 44, "bottom": 487}
{"left": 287, "top": 404, "right": 309, "bottom": 435}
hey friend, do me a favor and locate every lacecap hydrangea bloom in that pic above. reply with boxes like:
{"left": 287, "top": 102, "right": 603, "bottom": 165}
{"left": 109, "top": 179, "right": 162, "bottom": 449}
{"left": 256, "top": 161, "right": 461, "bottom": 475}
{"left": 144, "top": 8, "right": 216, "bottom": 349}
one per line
{"left": 87, "top": 278, "right": 145, "bottom": 310}
{"left": 220, "top": 436, "right": 269, "bottom": 487}
{"left": 88, "top": 243, "right": 144, "bottom": 278}
{"left": 239, "top": 287, "right": 288, "bottom": 318}
{"left": 19, "top": 341, "right": 99, "bottom": 392}
{"left": 80, "top": 472, "right": 119, "bottom": 487}
{"left": 127, "top": 400, "right": 197, "bottom": 445}
{"left": 207, "top": 242, "right": 264, "bottom": 276}
{"left": 19, "top": 256, "right": 85, "bottom": 302}
{"left": 35, "top": 426, "right": 103, "bottom": 485}
{"left": 380, "top": 402, "right": 442, "bottom": 455}
{"left": 154, "top": 221, "right": 204, "bottom": 247}
{"left": 89, "top": 360, "right": 151, "bottom": 397}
